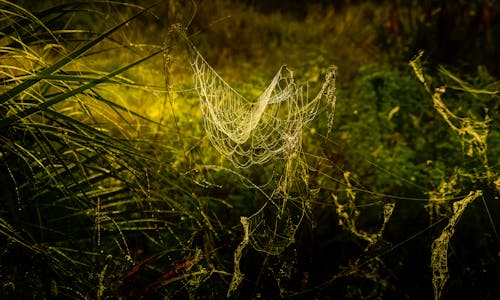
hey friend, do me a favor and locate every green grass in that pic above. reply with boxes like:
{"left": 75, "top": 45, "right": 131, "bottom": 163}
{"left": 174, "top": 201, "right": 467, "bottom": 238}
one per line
{"left": 0, "top": 1, "right": 213, "bottom": 298}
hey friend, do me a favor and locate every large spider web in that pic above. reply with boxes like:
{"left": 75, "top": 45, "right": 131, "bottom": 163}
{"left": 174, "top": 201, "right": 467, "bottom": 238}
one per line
{"left": 191, "top": 48, "right": 336, "bottom": 168}
{"left": 184, "top": 41, "right": 337, "bottom": 296}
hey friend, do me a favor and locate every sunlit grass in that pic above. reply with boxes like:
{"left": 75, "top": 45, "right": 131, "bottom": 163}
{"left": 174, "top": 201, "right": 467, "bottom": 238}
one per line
{"left": 0, "top": 1, "right": 215, "bottom": 298}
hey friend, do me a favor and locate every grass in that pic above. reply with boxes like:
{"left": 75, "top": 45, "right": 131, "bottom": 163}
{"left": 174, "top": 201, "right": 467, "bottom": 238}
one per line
{"left": 0, "top": 1, "right": 210, "bottom": 298}
{"left": 1, "top": 1, "right": 500, "bottom": 299}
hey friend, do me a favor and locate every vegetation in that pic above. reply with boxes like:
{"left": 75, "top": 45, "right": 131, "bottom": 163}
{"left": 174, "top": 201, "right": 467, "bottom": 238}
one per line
{"left": 1, "top": 0, "right": 499, "bottom": 299}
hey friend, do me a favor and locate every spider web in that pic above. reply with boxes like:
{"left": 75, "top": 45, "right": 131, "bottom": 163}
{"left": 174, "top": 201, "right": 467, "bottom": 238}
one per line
{"left": 185, "top": 41, "right": 337, "bottom": 296}
{"left": 411, "top": 51, "right": 496, "bottom": 300}
{"left": 191, "top": 48, "right": 335, "bottom": 168}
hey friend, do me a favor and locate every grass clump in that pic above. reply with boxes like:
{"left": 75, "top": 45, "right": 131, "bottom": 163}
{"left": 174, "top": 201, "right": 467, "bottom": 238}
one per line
{"left": 0, "top": 2, "right": 215, "bottom": 298}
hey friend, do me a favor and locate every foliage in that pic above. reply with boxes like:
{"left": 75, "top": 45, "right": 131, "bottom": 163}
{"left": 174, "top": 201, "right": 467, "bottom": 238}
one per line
{"left": 0, "top": 1, "right": 215, "bottom": 298}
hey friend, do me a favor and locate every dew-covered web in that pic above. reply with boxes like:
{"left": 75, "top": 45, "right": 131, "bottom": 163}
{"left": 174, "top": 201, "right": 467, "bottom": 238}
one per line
{"left": 411, "top": 51, "right": 498, "bottom": 300}
{"left": 191, "top": 50, "right": 333, "bottom": 168}
{"left": 410, "top": 51, "right": 491, "bottom": 169}
{"left": 160, "top": 31, "right": 500, "bottom": 298}
{"left": 430, "top": 190, "right": 482, "bottom": 300}
{"left": 186, "top": 41, "right": 337, "bottom": 295}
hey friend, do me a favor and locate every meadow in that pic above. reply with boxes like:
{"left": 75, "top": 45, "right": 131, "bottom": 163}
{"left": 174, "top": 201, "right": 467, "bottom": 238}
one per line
{"left": 1, "top": 1, "right": 499, "bottom": 299}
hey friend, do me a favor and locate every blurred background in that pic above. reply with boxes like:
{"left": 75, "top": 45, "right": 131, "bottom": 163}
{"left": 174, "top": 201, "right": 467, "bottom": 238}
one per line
{"left": 136, "top": 0, "right": 500, "bottom": 78}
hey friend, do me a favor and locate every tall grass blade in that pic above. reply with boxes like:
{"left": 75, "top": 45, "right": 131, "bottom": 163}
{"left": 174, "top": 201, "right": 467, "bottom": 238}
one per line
{"left": 0, "top": 5, "right": 150, "bottom": 105}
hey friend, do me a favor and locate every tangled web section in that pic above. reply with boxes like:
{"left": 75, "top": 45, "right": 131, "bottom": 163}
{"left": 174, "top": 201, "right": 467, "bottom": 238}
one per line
{"left": 183, "top": 38, "right": 337, "bottom": 297}
{"left": 190, "top": 47, "right": 337, "bottom": 168}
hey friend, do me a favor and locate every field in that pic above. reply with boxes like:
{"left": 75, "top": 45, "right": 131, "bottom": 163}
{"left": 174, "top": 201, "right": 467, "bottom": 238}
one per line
{"left": 1, "top": 1, "right": 499, "bottom": 299}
